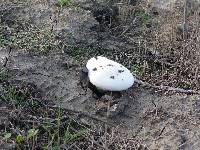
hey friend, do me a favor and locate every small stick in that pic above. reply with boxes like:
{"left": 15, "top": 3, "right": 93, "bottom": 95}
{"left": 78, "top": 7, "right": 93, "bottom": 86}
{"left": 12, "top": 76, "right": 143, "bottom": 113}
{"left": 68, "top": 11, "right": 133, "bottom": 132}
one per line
{"left": 104, "top": 92, "right": 112, "bottom": 149}
{"left": 135, "top": 78, "right": 200, "bottom": 95}
{"left": 31, "top": 97, "right": 115, "bottom": 126}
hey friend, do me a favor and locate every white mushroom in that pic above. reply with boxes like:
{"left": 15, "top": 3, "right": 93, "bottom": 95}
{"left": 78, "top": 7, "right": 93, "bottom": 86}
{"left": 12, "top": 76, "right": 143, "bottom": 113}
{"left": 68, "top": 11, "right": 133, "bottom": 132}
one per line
{"left": 86, "top": 56, "right": 134, "bottom": 91}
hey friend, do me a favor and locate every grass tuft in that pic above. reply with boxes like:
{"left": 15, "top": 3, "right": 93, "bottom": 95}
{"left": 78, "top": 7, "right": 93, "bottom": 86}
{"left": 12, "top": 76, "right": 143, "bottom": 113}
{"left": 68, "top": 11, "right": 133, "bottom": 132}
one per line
{"left": 58, "top": 0, "right": 72, "bottom": 7}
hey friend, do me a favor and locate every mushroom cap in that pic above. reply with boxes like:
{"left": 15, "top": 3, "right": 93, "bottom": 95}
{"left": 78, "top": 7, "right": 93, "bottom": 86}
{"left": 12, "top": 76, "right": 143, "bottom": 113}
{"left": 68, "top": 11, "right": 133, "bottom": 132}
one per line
{"left": 86, "top": 56, "right": 134, "bottom": 91}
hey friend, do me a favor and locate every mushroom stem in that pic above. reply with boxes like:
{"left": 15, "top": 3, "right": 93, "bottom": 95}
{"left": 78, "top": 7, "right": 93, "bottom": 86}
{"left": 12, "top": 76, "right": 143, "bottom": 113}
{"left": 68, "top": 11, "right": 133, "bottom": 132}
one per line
{"left": 106, "top": 91, "right": 113, "bottom": 118}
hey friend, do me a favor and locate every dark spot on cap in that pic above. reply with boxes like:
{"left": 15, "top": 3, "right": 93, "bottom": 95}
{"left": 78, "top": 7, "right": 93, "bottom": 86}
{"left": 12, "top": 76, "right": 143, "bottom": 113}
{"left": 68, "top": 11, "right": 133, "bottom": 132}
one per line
{"left": 107, "top": 64, "right": 113, "bottom": 66}
{"left": 118, "top": 70, "right": 124, "bottom": 73}
{"left": 122, "top": 79, "right": 124, "bottom": 81}
{"left": 100, "top": 66, "right": 103, "bottom": 67}
{"left": 92, "top": 67, "right": 97, "bottom": 71}
{"left": 120, "top": 66, "right": 123, "bottom": 67}
{"left": 110, "top": 76, "right": 115, "bottom": 79}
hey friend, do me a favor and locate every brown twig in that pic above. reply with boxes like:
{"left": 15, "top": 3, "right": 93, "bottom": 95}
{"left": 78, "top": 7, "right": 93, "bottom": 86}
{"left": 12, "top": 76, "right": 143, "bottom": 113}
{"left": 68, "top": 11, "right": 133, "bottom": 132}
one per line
{"left": 40, "top": 103, "right": 115, "bottom": 126}
{"left": 135, "top": 78, "right": 200, "bottom": 94}
{"left": 29, "top": 97, "right": 115, "bottom": 127}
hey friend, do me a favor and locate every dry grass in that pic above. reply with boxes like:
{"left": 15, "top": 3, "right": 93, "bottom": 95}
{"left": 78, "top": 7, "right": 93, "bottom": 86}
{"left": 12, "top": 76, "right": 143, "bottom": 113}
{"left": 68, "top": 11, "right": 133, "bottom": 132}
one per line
{"left": 144, "top": 0, "right": 199, "bottom": 89}
{"left": 115, "top": 0, "right": 200, "bottom": 90}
